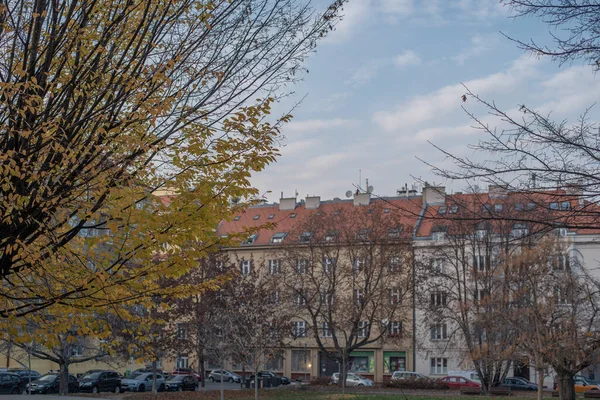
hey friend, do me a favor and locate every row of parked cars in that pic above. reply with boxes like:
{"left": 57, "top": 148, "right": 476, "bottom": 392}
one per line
{"left": 0, "top": 367, "right": 292, "bottom": 395}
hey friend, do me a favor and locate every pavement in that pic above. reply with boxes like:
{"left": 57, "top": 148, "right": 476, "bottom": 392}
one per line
{"left": 0, "top": 397, "right": 103, "bottom": 400}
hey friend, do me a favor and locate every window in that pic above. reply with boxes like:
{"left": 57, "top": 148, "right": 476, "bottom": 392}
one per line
{"left": 474, "top": 289, "right": 488, "bottom": 303}
{"left": 367, "top": 208, "right": 374, "bottom": 214}
{"left": 388, "top": 227, "right": 402, "bottom": 239}
{"left": 431, "top": 258, "right": 445, "bottom": 273}
{"left": 526, "top": 202, "right": 536, "bottom": 210}
{"left": 299, "top": 232, "right": 313, "bottom": 243}
{"left": 296, "top": 259, "right": 308, "bottom": 274}
{"left": 241, "top": 260, "right": 252, "bottom": 275}
{"left": 322, "top": 322, "right": 333, "bottom": 337}
{"left": 475, "top": 229, "right": 487, "bottom": 239}
{"left": 289, "top": 213, "right": 297, "bottom": 218}
{"left": 432, "top": 232, "right": 446, "bottom": 241}
{"left": 292, "top": 321, "right": 307, "bottom": 338}
{"left": 561, "top": 201, "right": 571, "bottom": 210}
{"left": 511, "top": 223, "right": 529, "bottom": 238}
{"left": 388, "top": 321, "right": 402, "bottom": 337}
{"left": 388, "top": 256, "right": 402, "bottom": 272}
{"left": 291, "top": 350, "right": 310, "bottom": 371}
{"left": 552, "top": 253, "right": 571, "bottom": 270}
{"left": 430, "top": 358, "right": 448, "bottom": 374}
{"left": 176, "top": 324, "right": 188, "bottom": 340}
{"left": 556, "top": 227, "right": 569, "bottom": 237}
{"left": 349, "top": 353, "right": 373, "bottom": 373}
{"left": 556, "top": 286, "right": 570, "bottom": 305}
{"left": 294, "top": 290, "right": 306, "bottom": 306}
{"left": 550, "top": 202, "right": 559, "bottom": 210}
{"left": 438, "top": 206, "right": 447, "bottom": 215}
{"left": 430, "top": 291, "right": 447, "bottom": 307}
{"left": 515, "top": 203, "right": 524, "bottom": 211}
{"left": 356, "top": 229, "right": 369, "bottom": 241}
{"left": 321, "top": 291, "right": 334, "bottom": 306}
{"left": 253, "top": 215, "right": 260, "bottom": 220}
{"left": 265, "top": 355, "right": 283, "bottom": 371}
{"left": 473, "top": 254, "right": 489, "bottom": 272}
{"left": 353, "top": 258, "right": 366, "bottom": 274}
{"left": 494, "top": 204, "right": 503, "bottom": 212}
{"left": 482, "top": 204, "right": 492, "bottom": 213}
{"left": 268, "top": 214, "right": 275, "bottom": 219}
{"left": 176, "top": 356, "right": 189, "bottom": 369}
{"left": 268, "top": 259, "right": 281, "bottom": 274}
{"left": 449, "top": 205, "right": 458, "bottom": 214}
{"left": 271, "top": 232, "right": 287, "bottom": 244}
{"left": 389, "top": 288, "right": 401, "bottom": 305}
{"left": 324, "top": 231, "right": 337, "bottom": 242}
{"left": 71, "top": 343, "right": 83, "bottom": 357}
{"left": 357, "top": 321, "right": 369, "bottom": 338}
{"left": 323, "top": 258, "right": 336, "bottom": 273}
{"left": 234, "top": 216, "right": 241, "bottom": 221}
{"left": 333, "top": 210, "right": 341, "bottom": 216}
{"left": 430, "top": 324, "right": 448, "bottom": 340}
{"left": 384, "top": 208, "right": 390, "bottom": 213}
{"left": 354, "top": 289, "right": 364, "bottom": 306}
{"left": 244, "top": 234, "right": 258, "bottom": 244}
{"left": 269, "top": 290, "right": 280, "bottom": 305}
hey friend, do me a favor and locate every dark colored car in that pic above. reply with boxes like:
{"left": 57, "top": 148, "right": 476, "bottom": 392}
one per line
{"left": 6, "top": 369, "right": 40, "bottom": 385}
{"left": 249, "top": 371, "right": 291, "bottom": 385}
{"left": 502, "top": 377, "right": 538, "bottom": 391}
{"left": 78, "top": 370, "right": 122, "bottom": 393}
{"left": 165, "top": 375, "right": 198, "bottom": 391}
{"left": 0, "top": 372, "right": 25, "bottom": 394}
{"left": 26, "top": 373, "right": 79, "bottom": 394}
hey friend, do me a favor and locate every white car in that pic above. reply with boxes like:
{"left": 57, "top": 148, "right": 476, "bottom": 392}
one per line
{"left": 331, "top": 373, "right": 374, "bottom": 387}
{"left": 121, "top": 372, "right": 166, "bottom": 392}
{"left": 391, "top": 371, "right": 427, "bottom": 380}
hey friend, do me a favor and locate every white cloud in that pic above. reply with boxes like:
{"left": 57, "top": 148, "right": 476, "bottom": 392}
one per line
{"left": 327, "top": 1, "right": 372, "bottom": 44}
{"left": 378, "top": 0, "right": 414, "bottom": 15}
{"left": 394, "top": 50, "right": 421, "bottom": 68}
{"left": 284, "top": 118, "right": 358, "bottom": 134}
{"left": 346, "top": 59, "right": 388, "bottom": 86}
{"left": 280, "top": 139, "right": 320, "bottom": 157}
{"left": 452, "top": 33, "right": 496, "bottom": 65}
{"left": 373, "top": 55, "right": 541, "bottom": 132}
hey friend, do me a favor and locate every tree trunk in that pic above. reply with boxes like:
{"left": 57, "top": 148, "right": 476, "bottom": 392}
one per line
{"left": 220, "top": 359, "right": 224, "bottom": 400}
{"left": 339, "top": 354, "right": 348, "bottom": 394}
{"left": 59, "top": 362, "right": 69, "bottom": 395}
{"left": 199, "top": 354, "right": 206, "bottom": 388}
{"left": 254, "top": 365, "right": 259, "bottom": 400}
{"left": 152, "top": 359, "right": 157, "bottom": 394}
{"left": 557, "top": 371, "right": 576, "bottom": 400}
{"left": 242, "top": 366, "right": 246, "bottom": 390}
{"left": 537, "top": 367, "right": 545, "bottom": 400}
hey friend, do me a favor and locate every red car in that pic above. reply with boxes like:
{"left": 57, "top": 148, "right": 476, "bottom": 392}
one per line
{"left": 171, "top": 368, "right": 202, "bottom": 380}
{"left": 440, "top": 376, "right": 481, "bottom": 390}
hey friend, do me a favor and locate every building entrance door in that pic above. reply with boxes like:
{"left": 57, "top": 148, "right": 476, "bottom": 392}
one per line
{"left": 319, "top": 352, "right": 339, "bottom": 377}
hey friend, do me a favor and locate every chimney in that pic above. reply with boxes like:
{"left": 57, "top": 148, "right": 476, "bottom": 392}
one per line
{"left": 305, "top": 196, "right": 321, "bottom": 209}
{"left": 279, "top": 196, "right": 296, "bottom": 211}
{"left": 353, "top": 192, "right": 370, "bottom": 206}
{"left": 423, "top": 184, "right": 446, "bottom": 206}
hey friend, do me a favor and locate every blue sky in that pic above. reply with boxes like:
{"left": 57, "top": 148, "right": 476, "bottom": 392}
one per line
{"left": 253, "top": 0, "right": 600, "bottom": 202}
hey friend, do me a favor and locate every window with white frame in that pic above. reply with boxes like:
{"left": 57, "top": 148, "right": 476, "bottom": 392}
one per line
{"left": 268, "top": 259, "right": 281, "bottom": 275}
{"left": 244, "top": 234, "right": 258, "bottom": 244}
{"left": 552, "top": 253, "right": 571, "bottom": 270}
{"left": 555, "top": 286, "right": 570, "bottom": 305}
{"left": 176, "top": 356, "right": 189, "bottom": 369}
{"left": 176, "top": 323, "right": 188, "bottom": 340}
{"left": 474, "top": 289, "right": 488, "bottom": 303}
{"left": 388, "top": 227, "right": 401, "bottom": 239}
{"left": 357, "top": 321, "right": 369, "bottom": 338}
{"left": 294, "top": 290, "right": 306, "bottom": 306}
{"left": 432, "top": 232, "right": 446, "bottom": 241}
{"left": 324, "top": 231, "right": 337, "bottom": 242}
{"left": 71, "top": 343, "right": 84, "bottom": 357}
{"left": 321, "top": 291, "right": 334, "bottom": 306}
{"left": 430, "top": 357, "right": 447, "bottom": 374}
{"left": 473, "top": 254, "right": 488, "bottom": 272}
{"left": 271, "top": 232, "right": 287, "bottom": 244}
{"left": 356, "top": 229, "right": 369, "bottom": 241}
{"left": 323, "top": 258, "right": 336, "bottom": 273}
{"left": 241, "top": 260, "right": 252, "bottom": 275}
{"left": 388, "top": 256, "right": 402, "bottom": 272}
{"left": 511, "top": 223, "right": 529, "bottom": 238}
{"left": 388, "top": 321, "right": 402, "bottom": 337}
{"left": 299, "top": 232, "right": 313, "bottom": 243}
{"left": 430, "top": 324, "right": 448, "bottom": 340}
{"left": 293, "top": 321, "right": 307, "bottom": 338}
{"left": 296, "top": 259, "right": 308, "bottom": 274}
{"left": 431, "top": 258, "right": 445, "bottom": 273}
{"left": 389, "top": 288, "right": 401, "bottom": 305}
{"left": 354, "top": 289, "right": 364, "bottom": 306}
{"left": 430, "top": 291, "right": 447, "bottom": 307}
{"left": 353, "top": 258, "right": 366, "bottom": 274}
{"left": 322, "top": 321, "right": 333, "bottom": 337}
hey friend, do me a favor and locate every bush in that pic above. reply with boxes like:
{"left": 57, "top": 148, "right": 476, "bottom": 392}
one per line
{"left": 310, "top": 376, "right": 333, "bottom": 386}
{"left": 385, "top": 377, "right": 449, "bottom": 390}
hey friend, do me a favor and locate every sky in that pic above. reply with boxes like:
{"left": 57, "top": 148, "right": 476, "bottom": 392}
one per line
{"left": 252, "top": 0, "right": 600, "bottom": 202}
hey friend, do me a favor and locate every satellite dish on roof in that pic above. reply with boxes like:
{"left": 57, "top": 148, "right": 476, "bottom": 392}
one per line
{"left": 345, "top": 190, "right": 353, "bottom": 198}
{"left": 368, "top": 185, "right": 374, "bottom": 193}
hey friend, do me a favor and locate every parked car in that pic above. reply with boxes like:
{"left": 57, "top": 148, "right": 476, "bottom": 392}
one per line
{"left": 120, "top": 372, "right": 166, "bottom": 392}
{"left": 26, "top": 373, "right": 79, "bottom": 394}
{"left": 6, "top": 369, "right": 40, "bottom": 385}
{"left": 171, "top": 368, "right": 202, "bottom": 380}
{"left": 391, "top": 371, "right": 427, "bottom": 380}
{"left": 448, "top": 370, "right": 481, "bottom": 384}
{"left": 439, "top": 376, "right": 481, "bottom": 390}
{"left": 208, "top": 370, "right": 241, "bottom": 383}
{"left": 165, "top": 375, "right": 198, "bottom": 391}
{"left": 0, "top": 372, "right": 25, "bottom": 394}
{"left": 248, "top": 371, "right": 291, "bottom": 385}
{"left": 78, "top": 370, "right": 122, "bottom": 393}
{"left": 501, "top": 377, "right": 538, "bottom": 391}
{"left": 331, "top": 373, "right": 374, "bottom": 387}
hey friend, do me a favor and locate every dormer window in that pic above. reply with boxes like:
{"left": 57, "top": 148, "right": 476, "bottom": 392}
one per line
{"left": 268, "top": 214, "right": 275, "bottom": 219}
{"left": 243, "top": 234, "right": 258, "bottom": 244}
{"left": 299, "top": 232, "right": 313, "bottom": 243}
{"left": 234, "top": 216, "right": 241, "bottom": 221}
{"left": 561, "top": 201, "right": 571, "bottom": 210}
{"left": 253, "top": 215, "right": 260, "bottom": 220}
{"left": 271, "top": 232, "right": 287, "bottom": 244}
{"left": 438, "top": 206, "right": 447, "bottom": 215}
{"left": 515, "top": 203, "right": 524, "bottom": 211}
{"left": 367, "top": 208, "right": 374, "bottom": 214}
{"left": 333, "top": 210, "right": 341, "bottom": 216}
{"left": 550, "top": 202, "right": 559, "bottom": 210}
{"left": 494, "top": 204, "right": 503, "bottom": 212}
{"left": 384, "top": 208, "right": 390, "bottom": 213}
{"left": 356, "top": 229, "right": 369, "bottom": 241}
{"left": 388, "top": 227, "right": 401, "bottom": 239}
{"left": 526, "top": 202, "right": 536, "bottom": 210}
{"left": 324, "top": 231, "right": 338, "bottom": 242}
{"left": 289, "top": 213, "right": 297, "bottom": 218}
{"left": 482, "top": 204, "right": 492, "bottom": 213}
{"left": 449, "top": 205, "right": 458, "bottom": 214}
